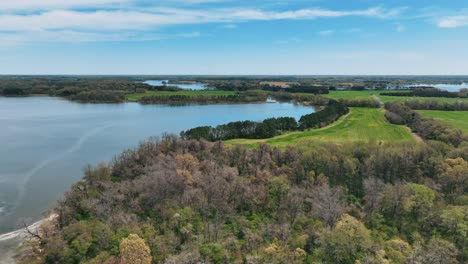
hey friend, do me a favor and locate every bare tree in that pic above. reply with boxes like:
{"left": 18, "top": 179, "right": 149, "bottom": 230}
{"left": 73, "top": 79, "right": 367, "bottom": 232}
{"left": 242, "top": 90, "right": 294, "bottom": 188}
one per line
{"left": 311, "top": 183, "right": 347, "bottom": 226}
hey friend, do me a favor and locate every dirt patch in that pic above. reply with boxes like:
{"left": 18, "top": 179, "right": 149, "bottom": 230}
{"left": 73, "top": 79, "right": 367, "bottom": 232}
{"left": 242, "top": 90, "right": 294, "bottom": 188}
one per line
{"left": 411, "top": 132, "right": 424, "bottom": 142}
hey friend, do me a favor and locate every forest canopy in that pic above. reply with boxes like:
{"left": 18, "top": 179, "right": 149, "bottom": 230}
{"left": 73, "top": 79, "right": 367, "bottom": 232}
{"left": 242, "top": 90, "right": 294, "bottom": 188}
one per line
{"left": 15, "top": 136, "right": 468, "bottom": 264}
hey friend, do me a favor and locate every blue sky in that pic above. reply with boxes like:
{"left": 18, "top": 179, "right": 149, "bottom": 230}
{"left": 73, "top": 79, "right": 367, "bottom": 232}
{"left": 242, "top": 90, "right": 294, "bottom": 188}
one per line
{"left": 0, "top": 0, "right": 467, "bottom": 75}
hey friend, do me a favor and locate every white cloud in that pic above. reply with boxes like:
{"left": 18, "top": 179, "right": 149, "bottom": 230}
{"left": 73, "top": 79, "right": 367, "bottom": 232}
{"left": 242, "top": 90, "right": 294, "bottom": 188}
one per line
{"left": 0, "top": 6, "right": 404, "bottom": 44}
{"left": 319, "top": 30, "right": 334, "bottom": 36}
{"left": 0, "top": 30, "right": 163, "bottom": 44}
{"left": 0, "top": 0, "right": 130, "bottom": 11}
{"left": 0, "top": 7, "right": 403, "bottom": 32}
{"left": 437, "top": 15, "right": 468, "bottom": 28}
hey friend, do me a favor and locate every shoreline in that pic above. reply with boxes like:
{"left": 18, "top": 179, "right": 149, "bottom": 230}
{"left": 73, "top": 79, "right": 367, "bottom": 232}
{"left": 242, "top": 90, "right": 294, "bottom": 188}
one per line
{"left": 0, "top": 214, "right": 57, "bottom": 264}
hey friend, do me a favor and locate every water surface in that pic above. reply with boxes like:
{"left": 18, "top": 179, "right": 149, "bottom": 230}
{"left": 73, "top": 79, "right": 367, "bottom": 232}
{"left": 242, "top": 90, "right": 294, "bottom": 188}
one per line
{"left": 0, "top": 96, "right": 313, "bottom": 233}
{"left": 405, "top": 83, "right": 467, "bottom": 92}
{"left": 144, "top": 80, "right": 207, "bottom": 90}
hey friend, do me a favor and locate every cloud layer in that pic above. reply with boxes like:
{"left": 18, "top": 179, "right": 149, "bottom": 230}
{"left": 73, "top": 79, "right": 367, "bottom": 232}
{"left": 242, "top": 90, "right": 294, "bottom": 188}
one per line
{"left": 0, "top": 1, "right": 465, "bottom": 44}
{"left": 0, "top": 0, "right": 130, "bottom": 11}
{"left": 0, "top": 5, "right": 404, "bottom": 43}
{"left": 437, "top": 15, "right": 468, "bottom": 28}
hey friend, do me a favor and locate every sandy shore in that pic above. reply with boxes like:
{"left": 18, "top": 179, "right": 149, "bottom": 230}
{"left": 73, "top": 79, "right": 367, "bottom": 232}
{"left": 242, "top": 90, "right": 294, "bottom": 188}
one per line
{"left": 0, "top": 214, "right": 57, "bottom": 264}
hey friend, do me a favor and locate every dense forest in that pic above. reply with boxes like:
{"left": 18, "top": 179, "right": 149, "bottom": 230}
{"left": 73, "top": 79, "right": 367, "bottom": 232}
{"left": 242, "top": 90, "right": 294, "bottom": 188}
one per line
{"left": 15, "top": 136, "right": 467, "bottom": 264}
{"left": 139, "top": 91, "right": 268, "bottom": 105}
{"left": 180, "top": 117, "right": 298, "bottom": 141}
{"left": 0, "top": 77, "right": 149, "bottom": 103}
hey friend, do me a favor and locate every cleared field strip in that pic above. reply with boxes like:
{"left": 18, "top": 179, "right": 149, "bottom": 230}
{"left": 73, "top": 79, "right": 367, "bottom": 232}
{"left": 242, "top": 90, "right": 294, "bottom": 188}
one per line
{"left": 417, "top": 110, "right": 468, "bottom": 132}
{"left": 226, "top": 108, "right": 414, "bottom": 148}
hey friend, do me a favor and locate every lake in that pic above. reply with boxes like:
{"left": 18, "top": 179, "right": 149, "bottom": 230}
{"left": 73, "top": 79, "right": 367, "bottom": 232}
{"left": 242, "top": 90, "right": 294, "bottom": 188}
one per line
{"left": 0, "top": 96, "right": 313, "bottom": 234}
{"left": 144, "top": 80, "right": 207, "bottom": 90}
{"left": 404, "top": 83, "right": 468, "bottom": 92}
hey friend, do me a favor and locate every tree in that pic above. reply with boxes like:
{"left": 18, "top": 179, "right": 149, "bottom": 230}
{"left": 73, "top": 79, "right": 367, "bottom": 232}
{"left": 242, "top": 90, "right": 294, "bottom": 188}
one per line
{"left": 438, "top": 158, "right": 468, "bottom": 202}
{"left": 316, "top": 214, "right": 372, "bottom": 264}
{"left": 119, "top": 234, "right": 152, "bottom": 264}
{"left": 384, "top": 238, "right": 412, "bottom": 264}
{"left": 311, "top": 183, "right": 347, "bottom": 227}
{"left": 440, "top": 206, "right": 468, "bottom": 261}
{"left": 402, "top": 183, "right": 436, "bottom": 221}
{"left": 408, "top": 238, "right": 458, "bottom": 264}
{"left": 268, "top": 176, "right": 290, "bottom": 210}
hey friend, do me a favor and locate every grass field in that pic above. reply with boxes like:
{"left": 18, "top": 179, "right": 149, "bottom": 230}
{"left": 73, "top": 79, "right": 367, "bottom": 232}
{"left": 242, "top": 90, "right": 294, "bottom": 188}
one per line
{"left": 127, "top": 90, "right": 236, "bottom": 101}
{"left": 226, "top": 108, "right": 414, "bottom": 148}
{"left": 417, "top": 110, "right": 468, "bottom": 132}
{"left": 325, "top": 90, "right": 468, "bottom": 104}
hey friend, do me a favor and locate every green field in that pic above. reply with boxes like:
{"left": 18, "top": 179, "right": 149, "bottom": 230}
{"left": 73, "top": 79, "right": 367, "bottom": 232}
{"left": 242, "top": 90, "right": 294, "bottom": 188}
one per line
{"left": 127, "top": 90, "right": 236, "bottom": 101}
{"left": 417, "top": 110, "right": 468, "bottom": 132}
{"left": 226, "top": 107, "right": 414, "bottom": 148}
{"left": 325, "top": 90, "right": 468, "bottom": 104}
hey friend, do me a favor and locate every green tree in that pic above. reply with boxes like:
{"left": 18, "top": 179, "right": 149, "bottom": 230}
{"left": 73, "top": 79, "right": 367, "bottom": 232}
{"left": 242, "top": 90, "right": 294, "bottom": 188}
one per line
{"left": 439, "top": 158, "right": 468, "bottom": 202}
{"left": 384, "top": 238, "right": 412, "bottom": 264}
{"left": 316, "top": 214, "right": 372, "bottom": 264}
{"left": 440, "top": 206, "right": 468, "bottom": 261}
{"left": 402, "top": 183, "right": 436, "bottom": 220}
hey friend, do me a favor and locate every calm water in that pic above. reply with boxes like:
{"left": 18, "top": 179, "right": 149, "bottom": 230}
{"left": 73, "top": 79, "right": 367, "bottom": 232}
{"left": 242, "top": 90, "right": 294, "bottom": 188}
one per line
{"left": 405, "top": 83, "right": 468, "bottom": 92}
{"left": 144, "top": 80, "right": 207, "bottom": 90}
{"left": 0, "top": 97, "right": 313, "bottom": 233}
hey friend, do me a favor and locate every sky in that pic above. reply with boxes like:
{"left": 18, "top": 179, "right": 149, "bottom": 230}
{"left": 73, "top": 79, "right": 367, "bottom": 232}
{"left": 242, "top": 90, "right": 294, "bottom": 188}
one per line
{"left": 0, "top": 0, "right": 467, "bottom": 75}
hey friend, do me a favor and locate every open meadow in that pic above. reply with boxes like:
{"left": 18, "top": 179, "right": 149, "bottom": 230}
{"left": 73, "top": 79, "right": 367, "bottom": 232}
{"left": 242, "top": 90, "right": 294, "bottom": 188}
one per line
{"left": 417, "top": 110, "right": 468, "bottom": 132}
{"left": 226, "top": 107, "right": 414, "bottom": 148}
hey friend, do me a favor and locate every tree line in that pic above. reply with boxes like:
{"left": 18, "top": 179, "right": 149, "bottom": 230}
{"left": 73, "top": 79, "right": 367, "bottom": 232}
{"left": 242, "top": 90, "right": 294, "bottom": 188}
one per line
{"left": 337, "top": 98, "right": 381, "bottom": 108}
{"left": 298, "top": 100, "right": 349, "bottom": 129}
{"left": 139, "top": 91, "right": 268, "bottom": 105}
{"left": 15, "top": 136, "right": 468, "bottom": 263}
{"left": 403, "top": 100, "right": 468, "bottom": 111}
{"left": 381, "top": 88, "right": 467, "bottom": 98}
{"left": 181, "top": 100, "right": 348, "bottom": 141}
{"left": 0, "top": 77, "right": 151, "bottom": 102}
{"left": 263, "top": 85, "right": 329, "bottom": 94}
{"left": 385, "top": 102, "right": 466, "bottom": 146}
{"left": 67, "top": 90, "right": 127, "bottom": 103}
{"left": 181, "top": 117, "right": 298, "bottom": 141}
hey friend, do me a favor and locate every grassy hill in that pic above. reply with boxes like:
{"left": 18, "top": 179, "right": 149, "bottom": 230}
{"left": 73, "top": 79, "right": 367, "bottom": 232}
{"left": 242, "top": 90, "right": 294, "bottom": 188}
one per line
{"left": 226, "top": 107, "right": 414, "bottom": 148}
